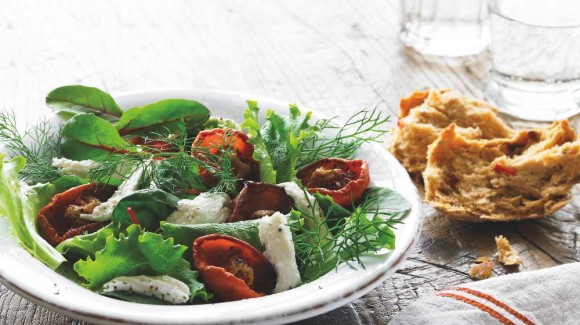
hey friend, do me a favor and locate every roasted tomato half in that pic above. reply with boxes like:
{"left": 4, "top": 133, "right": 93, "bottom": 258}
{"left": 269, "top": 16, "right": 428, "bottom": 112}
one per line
{"left": 228, "top": 181, "right": 294, "bottom": 222}
{"left": 297, "top": 158, "right": 370, "bottom": 207}
{"left": 191, "top": 128, "right": 259, "bottom": 186}
{"left": 37, "top": 183, "right": 117, "bottom": 246}
{"left": 193, "top": 234, "right": 276, "bottom": 302}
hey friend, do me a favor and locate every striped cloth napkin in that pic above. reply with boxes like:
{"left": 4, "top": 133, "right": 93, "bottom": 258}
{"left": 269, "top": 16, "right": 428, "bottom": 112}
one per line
{"left": 389, "top": 262, "right": 579, "bottom": 325}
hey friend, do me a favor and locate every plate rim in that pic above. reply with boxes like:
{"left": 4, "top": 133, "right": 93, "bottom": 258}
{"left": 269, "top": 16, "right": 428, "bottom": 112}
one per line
{"left": 0, "top": 88, "right": 424, "bottom": 325}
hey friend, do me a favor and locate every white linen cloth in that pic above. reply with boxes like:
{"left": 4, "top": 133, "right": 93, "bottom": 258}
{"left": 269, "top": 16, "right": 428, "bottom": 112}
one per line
{"left": 390, "top": 262, "right": 580, "bottom": 325}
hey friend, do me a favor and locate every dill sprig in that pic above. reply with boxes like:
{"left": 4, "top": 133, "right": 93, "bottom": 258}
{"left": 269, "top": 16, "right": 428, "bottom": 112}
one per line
{"left": 0, "top": 111, "right": 62, "bottom": 184}
{"left": 88, "top": 124, "right": 240, "bottom": 196}
{"left": 297, "top": 108, "right": 390, "bottom": 168}
{"left": 290, "top": 188, "right": 404, "bottom": 281}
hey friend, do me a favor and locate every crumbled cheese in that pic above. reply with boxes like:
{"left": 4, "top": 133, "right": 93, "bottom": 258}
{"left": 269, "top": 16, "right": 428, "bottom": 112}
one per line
{"left": 52, "top": 158, "right": 98, "bottom": 179}
{"left": 495, "top": 235, "right": 523, "bottom": 266}
{"left": 166, "top": 192, "right": 231, "bottom": 225}
{"left": 80, "top": 167, "right": 144, "bottom": 222}
{"left": 102, "top": 275, "right": 190, "bottom": 304}
{"left": 258, "top": 212, "right": 301, "bottom": 293}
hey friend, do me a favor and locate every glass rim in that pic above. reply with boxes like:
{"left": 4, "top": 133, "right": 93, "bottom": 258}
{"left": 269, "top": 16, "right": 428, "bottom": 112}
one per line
{"left": 488, "top": 3, "right": 580, "bottom": 29}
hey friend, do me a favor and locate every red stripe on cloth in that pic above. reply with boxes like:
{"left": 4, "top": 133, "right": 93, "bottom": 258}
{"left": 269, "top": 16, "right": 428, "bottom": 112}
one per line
{"left": 448, "top": 287, "right": 536, "bottom": 325}
{"left": 437, "top": 292, "right": 515, "bottom": 325}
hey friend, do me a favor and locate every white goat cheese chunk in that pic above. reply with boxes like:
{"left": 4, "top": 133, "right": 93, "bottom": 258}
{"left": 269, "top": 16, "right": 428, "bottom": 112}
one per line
{"left": 80, "top": 167, "right": 144, "bottom": 222}
{"left": 52, "top": 158, "right": 98, "bottom": 179}
{"left": 258, "top": 212, "right": 301, "bottom": 293}
{"left": 278, "top": 182, "right": 323, "bottom": 218}
{"left": 166, "top": 192, "right": 231, "bottom": 225}
{"left": 102, "top": 275, "right": 190, "bottom": 304}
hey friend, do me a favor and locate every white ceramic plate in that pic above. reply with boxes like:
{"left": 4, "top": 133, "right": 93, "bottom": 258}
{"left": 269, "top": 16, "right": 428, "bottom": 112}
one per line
{"left": 0, "top": 89, "right": 423, "bottom": 325}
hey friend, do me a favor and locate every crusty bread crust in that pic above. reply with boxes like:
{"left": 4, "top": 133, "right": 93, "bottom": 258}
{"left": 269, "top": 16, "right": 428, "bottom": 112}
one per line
{"left": 424, "top": 121, "right": 580, "bottom": 222}
{"left": 387, "top": 89, "right": 514, "bottom": 177}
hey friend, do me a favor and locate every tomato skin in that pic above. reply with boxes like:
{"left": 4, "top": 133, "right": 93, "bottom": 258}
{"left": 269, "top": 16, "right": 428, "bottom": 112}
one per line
{"left": 228, "top": 181, "right": 294, "bottom": 222}
{"left": 193, "top": 234, "right": 276, "bottom": 302}
{"left": 493, "top": 163, "right": 517, "bottom": 176}
{"left": 37, "top": 183, "right": 117, "bottom": 246}
{"left": 297, "top": 158, "right": 370, "bottom": 207}
{"left": 191, "top": 128, "right": 259, "bottom": 186}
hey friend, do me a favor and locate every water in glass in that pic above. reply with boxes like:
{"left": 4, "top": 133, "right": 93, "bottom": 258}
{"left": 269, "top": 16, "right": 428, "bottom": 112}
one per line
{"left": 486, "top": 0, "right": 580, "bottom": 121}
{"left": 399, "top": 0, "right": 488, "bottom": 57}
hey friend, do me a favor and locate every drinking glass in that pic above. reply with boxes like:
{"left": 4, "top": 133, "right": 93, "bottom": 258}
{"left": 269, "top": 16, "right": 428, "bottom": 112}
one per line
{"left": 486, "top": 0, "right": 580, "bottom": 121}
{"left": 399, "top": 0, "right": 488, "bottom": 57}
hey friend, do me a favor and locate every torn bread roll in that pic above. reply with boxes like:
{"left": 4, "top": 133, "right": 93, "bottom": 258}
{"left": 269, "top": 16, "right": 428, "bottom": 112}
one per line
{"left": 387, "top": 89, "right": 514, "bottom": 178}
{"left": 424, "top": 120, "right": 580, "bottom": 222}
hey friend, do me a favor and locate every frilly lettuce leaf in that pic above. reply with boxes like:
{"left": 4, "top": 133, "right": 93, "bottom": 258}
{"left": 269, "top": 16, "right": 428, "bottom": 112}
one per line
{"left": 74, "top": 224, "right": 209, "bottom": 302}
{"left": 0, "top": 154, "right": 66, "bottom": 269}
{"left": 242, "top": 101, "right": 316, "bottom": 183}
{"left": 262, "top": 105, "right": 316, "bottom": 183}
{"left": 241, "top": 101, "right": 277, "bottom": 184}
{"left": 56, "top": 223, "right": 121, "bottom": 261}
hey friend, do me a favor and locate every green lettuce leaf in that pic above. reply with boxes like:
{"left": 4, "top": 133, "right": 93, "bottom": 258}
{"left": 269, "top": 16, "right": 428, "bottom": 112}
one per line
{"left": 116, "top": 99, "right": 210, "bottom": 136}
{"left": 0, "top": 154, "right": 66, "bottom": 269}
{"left": 160, "top": 219, "right": 263, "bottom": 261}
{"left": 74, "top": 224, "right": 209, "bottom": 302}
{"left": 46, "top": 85, "right": 123, "bottom": 122}
{"left": 31, "top": 175, "right": 86, "bottom": 206}
{"left": 241, "top": 101, "right": 277, "bottom": 184}
{"left": 262, "top": 105, "right": 316, "bottom": 183}
{"left": 60, "top": 113, "right": 130, "bottom": 160}
{"left": 112, "top": 189, "right": 179, "bottom": 230}
{"left": 56, "top": 223, "right": 121, "bottom": 261}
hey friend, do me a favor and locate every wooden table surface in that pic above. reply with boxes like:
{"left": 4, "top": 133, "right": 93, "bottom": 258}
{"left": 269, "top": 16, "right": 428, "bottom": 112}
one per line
{"left": 1, "top": 0, "right": 578, "bottom": 324}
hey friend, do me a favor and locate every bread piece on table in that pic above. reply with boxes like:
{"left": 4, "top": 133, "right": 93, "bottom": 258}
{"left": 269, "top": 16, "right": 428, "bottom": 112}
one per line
{"left": 387, "top": 89, "right": 514, "bottom": 177}
{"left": 424, "top": 120, "right": 580, "bottom": 222}
{"left": 495, "top": 235, "right": 523, "bottom": 266}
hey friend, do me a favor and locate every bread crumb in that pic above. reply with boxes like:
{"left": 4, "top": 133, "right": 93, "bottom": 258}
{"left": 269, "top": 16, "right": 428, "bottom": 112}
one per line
{"left": 469, "top": 260, "right": 495, "bottom": 280}
{"left": 495, "top": 235, "right": 523, "bottom": 266}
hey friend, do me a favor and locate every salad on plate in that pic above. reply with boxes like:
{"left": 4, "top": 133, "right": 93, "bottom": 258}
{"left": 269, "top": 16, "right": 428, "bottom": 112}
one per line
{"left": 0, "top": 85, "right": 411, "bottom": 305}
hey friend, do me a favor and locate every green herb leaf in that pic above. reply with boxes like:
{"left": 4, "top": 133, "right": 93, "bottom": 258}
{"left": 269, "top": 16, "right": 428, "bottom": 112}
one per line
{"left": 0, "top": 112, "right": 62, "bottom": 184}
{"left": 46, "top": 85, "right": 123, "bottom": 122}
{"left": 116, "top": 99, "right": 210, "bottom": 136}
{"left": 261, "top": 105, "right": 316, "bottom": 183}
{"left": 291, "top": 187, "right": 410, "bottom": 282}
{"left": 297, "top": 108, "right": 390, "bottom": 168}
{"left": 241, "top": 100, "right": 277, "bottom": 183}
{"left": 152, "top": 156, "right": 206, "bottom": 196}
{"left": 112, "top": 189, "right": 179, "bottom": 230}
{"left": 60, "top": 113, "right": 130, "bottom": 160}
{"left": 0, "top": 155, "right": 66, "bottom": 269}
{"left": 74, "top": 224, "right": 209, "bottom": 302}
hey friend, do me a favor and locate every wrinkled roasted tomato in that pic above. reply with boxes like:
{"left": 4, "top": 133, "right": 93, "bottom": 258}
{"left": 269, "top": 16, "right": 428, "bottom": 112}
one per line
{"left": 37, "top": 183, "right": 117, "bottom": 246}
{"left": 193, "top": 234, "right": 275, "bottom": 302}
{"left": 192, "top": 128, "right": 259, "bottom": 186}
{"left": 228, "top": 181, "right": 294, "bottom": 222}
{"left": 297, "top": 158, "right": 370, "bottom": 207}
